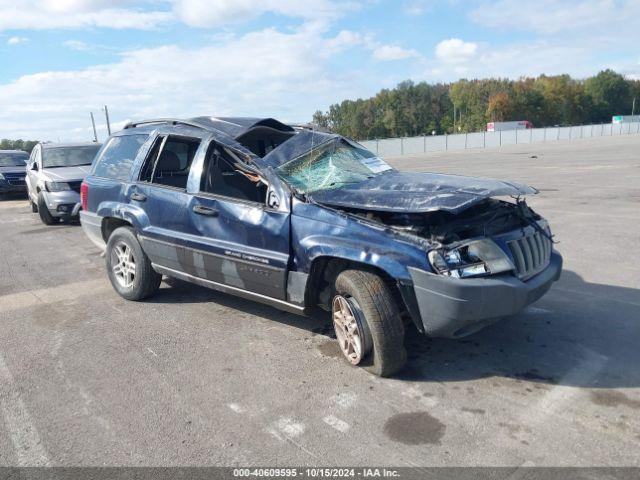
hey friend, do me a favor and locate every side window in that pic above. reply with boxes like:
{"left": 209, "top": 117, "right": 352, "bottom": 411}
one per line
{"left": 93, "top": 134, "right": 147, "bottom": 181}
{"left": 33, "top": 145, "right": 41, "bottom": 168}
{"left": 139, "top": 136, "right": 200, "bottom": 190}
{"left": 32, "top": 145, "right": 40, "bottom": 166}
{"left": 200, "top": 144, "right": 267, "bottom": 203}
{"left": 28, "top": 146, "right": 37, "bottom": 167}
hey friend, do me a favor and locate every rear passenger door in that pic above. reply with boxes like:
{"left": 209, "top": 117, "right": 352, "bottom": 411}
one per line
{"left": 132, "top": 134, "right": 202, "bottom": 272}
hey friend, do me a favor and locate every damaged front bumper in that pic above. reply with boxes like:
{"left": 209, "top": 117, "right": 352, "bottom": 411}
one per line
{"left": 42, "top": 190, "right": 81, "bottom": 218}
{"left": 406, "top": 251, "right": 562, "bottom": 338}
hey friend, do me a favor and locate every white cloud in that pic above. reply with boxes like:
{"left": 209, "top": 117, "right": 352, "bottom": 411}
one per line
{"left": 63, "top": 40, "right": 90, "bottom": 51}
{"left": 470, "top": 0, "right": 640, "bottom": 36}
{"left": 0, "top": 26, "right": 370, "bottom": 141}
{"left": 435, "top": 38, "right": 478, "bottom": 64}
{"left": 373, "top": 45, "right": 420, "bottom": 61}
{"left": 425, "top": 39, "right": 631, "bottom": 82}
{"left": 325, "top": 30, "right": 365, "bottom": 50}
{"left": 0, "top": 0, "right": 171, "bottom": 31}
{"left": 325, "top": 30, "right": 422, "bottom": 62}
{"left": 403, "top": 0, "right": 432, "bottom": 16}
{"left": 6, "top": 36, "right": 28, "bottom": 45}
{"left": 171, "top": 0, "right": 351, "bottom": 28}
{"left": 0, "top": 0, "right": 357, "bottom": 31}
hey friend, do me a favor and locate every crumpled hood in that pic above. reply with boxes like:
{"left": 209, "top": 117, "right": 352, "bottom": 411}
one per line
{"left": 309, "top": 171, "right": 537, "bottom": 214}
{"left": 41, "top": 165, "right": 91, "bottom": 182}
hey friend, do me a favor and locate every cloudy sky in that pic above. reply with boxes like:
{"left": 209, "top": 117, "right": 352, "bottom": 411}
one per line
{"left": 1, "top": 0, "right": 638, "bottom": 141}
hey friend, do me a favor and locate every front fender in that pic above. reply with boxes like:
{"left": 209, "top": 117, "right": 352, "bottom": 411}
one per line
{"left": 299, "top": 236, "right": 431, "bottom": 334}
{"left": 36, "top": 178, "right": 47, "bottom": 193}
{"left": 301, "top": 234, "right": 420, "bottom": 282}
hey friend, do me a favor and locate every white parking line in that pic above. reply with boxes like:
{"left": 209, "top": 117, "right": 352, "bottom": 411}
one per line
{"left": 227, "top": 403, "right": 245, "bottom": 414}
{"left": 0, "top": 354, "right": 50, "bottom": 466}
{"left": 0, "top": 279, "right": 108, "bottom": 314}
{"left": 323, "top": 415, "right": 350, "bottom": 433}
{"left": 273, "top": 417, "right": 305, "bottom": 438}
{"left": 523, "top": 345, "right": 608, "bottom": 424}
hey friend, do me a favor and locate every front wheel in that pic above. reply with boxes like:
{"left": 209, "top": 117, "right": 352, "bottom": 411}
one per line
{"left": 333, "top": 270, "right": 406, "bottom": 377}
{"left": 37, "top": 192, "right": 56, "bottom": 225}
{"left": 105, "top": 226, "right": 162, "bottom": 301}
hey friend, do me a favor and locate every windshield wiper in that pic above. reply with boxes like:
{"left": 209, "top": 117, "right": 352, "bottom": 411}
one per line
{"left": 45, "top": 163, "right": 92, "bottom": 168}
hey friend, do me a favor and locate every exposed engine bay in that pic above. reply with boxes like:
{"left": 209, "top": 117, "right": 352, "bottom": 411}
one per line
{"left": 337, "top": 198, "right": 544, "bottom": 244}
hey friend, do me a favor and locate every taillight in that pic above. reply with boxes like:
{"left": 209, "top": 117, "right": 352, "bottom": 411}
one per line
{"left": 80, "top": 181, "right": 89, "bottom": 211}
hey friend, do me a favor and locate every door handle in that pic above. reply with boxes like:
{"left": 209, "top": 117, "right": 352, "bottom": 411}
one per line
{"left": 193, "top": 205, "right": 219, "bottom": 217}
{"left": 131, "top": 192, "right": 147, "bottom": 202}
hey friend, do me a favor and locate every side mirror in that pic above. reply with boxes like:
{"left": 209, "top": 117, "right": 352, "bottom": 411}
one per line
{"left": 267, "top": 190, "right": 280, "bottom": 209}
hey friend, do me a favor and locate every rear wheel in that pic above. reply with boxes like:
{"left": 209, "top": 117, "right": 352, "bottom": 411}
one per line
{"left": 36, "top": 192, "right": 56, "bottom": 225}
{"left": 106, "top": 226, "right": 162, "bottom": 301}
{"left": 333, "top": 270, "right": 406, "bottom": 377}
{"left": 30, "top": 198, "right": 38, "bottom": 212}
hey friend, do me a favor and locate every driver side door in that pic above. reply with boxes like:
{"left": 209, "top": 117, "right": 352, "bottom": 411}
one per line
{"left": 26, "top": 145, "right": 41, "bottom": 201}
{"left": 185, "top": 141, "right": 291, "bottom": 300}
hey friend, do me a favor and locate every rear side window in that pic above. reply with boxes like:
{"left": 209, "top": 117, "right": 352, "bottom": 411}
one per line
{"left": 139, "top": 136, "right": 200, "bottom": 190}
{"left": 92, "top": 134, "right": 147, "bottom": 181}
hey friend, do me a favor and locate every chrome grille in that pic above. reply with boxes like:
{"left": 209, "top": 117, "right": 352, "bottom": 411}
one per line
{"left": 3, "top": 173, "right": 26, "bottom": 185}
{"left": 508, "top": 230, "right": 552, "bottom": 280}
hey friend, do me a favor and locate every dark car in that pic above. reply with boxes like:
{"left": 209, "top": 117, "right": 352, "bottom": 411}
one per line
{"left": 0, "top": 150, "right": 29, "bottom": 196}
{"left": 79, "top": 117, "right": 562, "bottom": 376}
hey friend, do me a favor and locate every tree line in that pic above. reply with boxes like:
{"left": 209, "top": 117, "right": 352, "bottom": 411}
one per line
{"left": 0, "top": 139, "right": 38, "bottom": 154}
{"left": 312, "top": 70, "right": 640, "bottom": 140}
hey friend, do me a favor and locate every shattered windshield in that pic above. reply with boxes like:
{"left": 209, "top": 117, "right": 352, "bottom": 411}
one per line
{"left": 276, "top": 140, "right": 393, "bottom": 194}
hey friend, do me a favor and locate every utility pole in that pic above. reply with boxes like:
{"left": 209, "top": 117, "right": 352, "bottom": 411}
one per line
{"left": 453, "top": 104, "right": 456, "bottom": 133}
{"left": 103, "top": 105, "right": 112, "bottom": 135}
{"left": 90, "top": 112, "right": 98, "bottom": 143}
{"left": 632, "top": 97, "right": 636, "bottom": 117}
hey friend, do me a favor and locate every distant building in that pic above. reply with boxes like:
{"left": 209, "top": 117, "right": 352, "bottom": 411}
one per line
{"left": 612, "top": 115, "right": 640, "bottom": 124}
{"left": 487, "top": 121, "right": 533, "bottom": 132}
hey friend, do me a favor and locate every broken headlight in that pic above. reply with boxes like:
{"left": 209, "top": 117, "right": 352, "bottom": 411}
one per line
{"left": 428, "top": 239, "right": 514, "bottom": 278}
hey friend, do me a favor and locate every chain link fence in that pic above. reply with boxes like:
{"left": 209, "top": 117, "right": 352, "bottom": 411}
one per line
{"left": 359, "top": 122, "right": 640, "bottom": 157}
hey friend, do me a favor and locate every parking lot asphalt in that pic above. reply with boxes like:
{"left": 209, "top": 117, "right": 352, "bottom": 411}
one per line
{"left": 0, "top": 134, "right": 639, "bottom": 467}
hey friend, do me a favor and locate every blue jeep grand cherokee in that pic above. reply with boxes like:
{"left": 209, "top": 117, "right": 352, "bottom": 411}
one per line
{"left": 80, "top": 117, "right": 562, "bottom": 376}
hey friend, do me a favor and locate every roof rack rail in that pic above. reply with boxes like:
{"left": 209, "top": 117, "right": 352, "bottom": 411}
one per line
{"left": 123, "top": 118, "right": 209, "bottom": 131}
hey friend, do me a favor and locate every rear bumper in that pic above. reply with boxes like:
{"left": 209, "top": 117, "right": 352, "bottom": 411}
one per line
{"left": 79, "top": 210, "right": 105, "bottom": 250}
{"left": 409, "top": 251, "right": 562, "bottom": 338}
{"left": 41, "top": 190, "right": 81, "bottom": 218}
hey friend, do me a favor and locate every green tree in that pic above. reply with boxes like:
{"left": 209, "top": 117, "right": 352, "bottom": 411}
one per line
{"left": 0, "top": 139, "right": 38, "bottom": 153}
{"left": 486, "top": 92, "right": 513, "bottom": 122}
{"left": 584, "top": 69, "right": 632, "bottom": 121}
{"left": 312, "top": 70, "right": 637, "bottom": 140}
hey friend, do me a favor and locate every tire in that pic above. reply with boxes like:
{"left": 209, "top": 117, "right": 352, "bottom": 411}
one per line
{"left": 105, "top": 226, "right": 162, "bottom": 301}
{"left": 37, "top": 192, "right": 56, "bottom": 225}
{"left": 333, "top": 269, "right": 406, "bottom": 377}
{"left": 30, "top": 198, "right": 38, "bottom": 212}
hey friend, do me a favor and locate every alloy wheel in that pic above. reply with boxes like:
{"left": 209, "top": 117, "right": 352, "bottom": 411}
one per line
{"left": 332, "top": 295, "right": 371, "bottom": 365}
{"left": 111, "top": 242, "right": 136, "bottom": 289}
